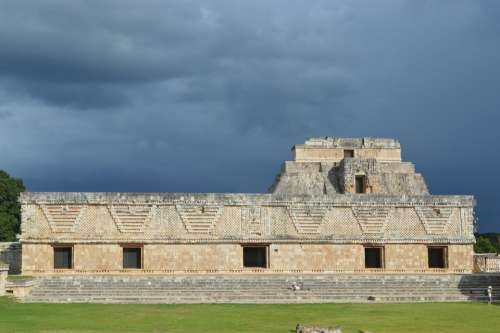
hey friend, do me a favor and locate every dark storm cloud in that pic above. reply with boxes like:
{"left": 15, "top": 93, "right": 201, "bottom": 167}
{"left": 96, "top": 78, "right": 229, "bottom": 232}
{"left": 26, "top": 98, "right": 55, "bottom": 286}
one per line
{"left": 0, "top": 1, "right": 213, "bottom": 82}
{"left": 4, "top": 79, "right": 133, "bottom": 109}
{"left": 0, "top": 0, "right": 499, "bottom": 230}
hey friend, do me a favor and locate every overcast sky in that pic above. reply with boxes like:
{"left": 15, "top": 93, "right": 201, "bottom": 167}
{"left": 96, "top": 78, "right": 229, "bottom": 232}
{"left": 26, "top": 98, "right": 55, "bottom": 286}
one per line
{"left": 0, "top": 1, "right": 499, "bottom": 231}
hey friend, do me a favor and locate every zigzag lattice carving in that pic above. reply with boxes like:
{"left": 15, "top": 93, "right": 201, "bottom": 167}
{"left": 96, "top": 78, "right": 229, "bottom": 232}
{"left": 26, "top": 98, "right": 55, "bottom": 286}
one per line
{"left": 108, "top": 205, "right": 152, "bottom": 233}
{"left": 175, "top": 204, "right": 223, "bottom": 233}
{"left": 288, "top": 205, "right": 328, "bottom": 234}
{"left": 41, "top": 205, "right": 84, "bottom": 233}
{"left": 352, "top": 206, "right": 391, "bottom": 234}
{"left": 415, "top": 206, "right": 453, "bottom": 234}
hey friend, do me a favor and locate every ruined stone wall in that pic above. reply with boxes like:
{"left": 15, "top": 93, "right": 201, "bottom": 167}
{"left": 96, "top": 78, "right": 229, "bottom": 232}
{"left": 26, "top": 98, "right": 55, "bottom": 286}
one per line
{"left": 0, "top": 242, "right": 21, "bottom": 274}
{"left": 21, "top": 243, "right": 473, "bottom": 275}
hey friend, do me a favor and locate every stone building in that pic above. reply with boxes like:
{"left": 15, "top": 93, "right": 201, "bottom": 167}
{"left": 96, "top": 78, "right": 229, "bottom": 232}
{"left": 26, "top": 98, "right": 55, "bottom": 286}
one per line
{"left": 19, "top": 137, "right": 475, "bottom": 275}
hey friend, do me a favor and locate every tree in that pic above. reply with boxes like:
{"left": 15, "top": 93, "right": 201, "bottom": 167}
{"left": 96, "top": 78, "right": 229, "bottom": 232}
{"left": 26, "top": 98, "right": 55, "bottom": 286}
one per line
{"left": 474, "top": 236, "right": 497, "bottom": 254}
{"left": 0, "top": 170, "right": 25, "bottom": 241}
{"left": 477, "top": 233, "right": 500, "bottom": 253}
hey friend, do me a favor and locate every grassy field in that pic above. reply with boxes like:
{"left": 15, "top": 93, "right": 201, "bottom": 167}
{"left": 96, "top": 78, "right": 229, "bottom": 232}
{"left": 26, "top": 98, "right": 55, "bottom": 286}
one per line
{"left": 1, "top": 297, "right": 499, "bottom": 333}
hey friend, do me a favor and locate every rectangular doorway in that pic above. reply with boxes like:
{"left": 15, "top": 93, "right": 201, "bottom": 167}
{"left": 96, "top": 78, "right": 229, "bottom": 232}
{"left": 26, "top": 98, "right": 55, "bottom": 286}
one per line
{"left": 428, "top": 246, "right": 447, "bottom": 268}
{"left": 123, "top": 247, "right": 142, "bottom": 269}
{"left": 344, "top": 149, "right": 354, "bottom": 158}
{"left": 53, "top": 246, "right": 73, "bottom": 269}
{"left": 355, "top": 175, "right": 366, "bottom": 193}
{"left": 365, "top": 247, "right": 383, "bottom": 268}
{"left": 243, "top": 245, "right": 268, "bottom": 268}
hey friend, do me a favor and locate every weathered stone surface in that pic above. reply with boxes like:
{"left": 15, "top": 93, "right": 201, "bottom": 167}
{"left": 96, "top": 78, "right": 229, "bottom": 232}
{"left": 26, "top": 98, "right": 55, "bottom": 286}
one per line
{"left": 0, "top": 242, "right": 21, "bottom": 274}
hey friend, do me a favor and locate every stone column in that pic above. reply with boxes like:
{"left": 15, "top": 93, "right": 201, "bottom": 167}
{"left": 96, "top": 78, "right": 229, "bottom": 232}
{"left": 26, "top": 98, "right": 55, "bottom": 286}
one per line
{"left": 0, "top": 262, "right": 9, "bottom": 296}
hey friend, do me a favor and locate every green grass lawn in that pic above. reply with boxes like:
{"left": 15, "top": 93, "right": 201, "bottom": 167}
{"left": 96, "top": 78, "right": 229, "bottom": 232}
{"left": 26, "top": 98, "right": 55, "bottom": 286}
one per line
{"left": 1, "top": 297, "right": 499, "bottom": 333}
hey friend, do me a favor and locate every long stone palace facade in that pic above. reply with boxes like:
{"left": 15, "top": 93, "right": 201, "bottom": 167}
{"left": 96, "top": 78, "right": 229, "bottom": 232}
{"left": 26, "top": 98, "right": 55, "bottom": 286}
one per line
{"left": 19, "top": 137, "right": 475, "bottom": 275}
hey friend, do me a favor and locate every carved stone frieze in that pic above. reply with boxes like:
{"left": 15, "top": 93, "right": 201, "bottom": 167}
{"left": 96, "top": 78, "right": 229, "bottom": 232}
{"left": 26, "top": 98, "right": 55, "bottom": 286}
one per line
{"left": 175, "top": 203, "right": 223, "bottom": 233}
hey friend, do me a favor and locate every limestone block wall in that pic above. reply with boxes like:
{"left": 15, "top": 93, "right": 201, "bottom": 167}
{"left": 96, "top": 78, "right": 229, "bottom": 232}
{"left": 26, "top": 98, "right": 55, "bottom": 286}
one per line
{"left": 270, "top": 244, "right": 364, "bottom": 271}
{"left": 143, "top": 244, "right": 242, "bottom": 271}
{"left": 448, "top": 244, "right": 475, "bottom": 271}
{"left": 0, "top": 242, "right": 21, "bottom": 274}
{"left": 21, "top": 243, "right": 473, "bottom": 275}
{"left": 384, "top": 244, "right": 428, "bottom": 270}
{"left": 74, "top": 244, "right": 122, "bottom": 272}
{"left": 22, "top": 243, "right": 53, "bottom": 273}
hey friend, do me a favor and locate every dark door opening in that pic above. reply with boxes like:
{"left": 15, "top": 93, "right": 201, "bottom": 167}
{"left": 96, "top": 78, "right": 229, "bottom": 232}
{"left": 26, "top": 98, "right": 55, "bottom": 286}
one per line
{"left": 243, "top": 246, "right": 268, "bottom": 268}
{"left": 355, "top": 175, "right": 366, "bottom": 193}
{"left": 54, "top": 247, "right": 73, "bottom": 269}
{"left": 344, "top": 149, "right": 354, "bottom": 158}
{"left": 123, "top": 247, "right": 142, "bottom": 269}
{"left": 428, "top": 247, "right": 447, "bottom": 268}
{"left": 365, "top": 247, "right": 383, "bottom": 268}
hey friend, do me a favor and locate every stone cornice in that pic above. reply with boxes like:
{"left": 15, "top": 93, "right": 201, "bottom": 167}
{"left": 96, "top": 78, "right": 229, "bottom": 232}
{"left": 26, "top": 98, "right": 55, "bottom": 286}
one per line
{"left": 21, "top": 237, "right": 475, "bottom": 244}
{"left": 20, "top": 192, "right": 475, "bottom": 207}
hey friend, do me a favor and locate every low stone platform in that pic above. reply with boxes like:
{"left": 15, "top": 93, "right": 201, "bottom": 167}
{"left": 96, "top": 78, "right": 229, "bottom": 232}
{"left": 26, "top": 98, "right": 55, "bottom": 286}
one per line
{"left": 5, "top": 279, "right": 37, "bottom": 298}
{"left": 22, "top": 273, "right": 500, "bottom": 304}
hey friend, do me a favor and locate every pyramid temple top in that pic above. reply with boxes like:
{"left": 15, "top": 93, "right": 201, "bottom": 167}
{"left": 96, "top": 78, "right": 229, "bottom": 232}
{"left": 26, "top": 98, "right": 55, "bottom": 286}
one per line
{"left": 293, "top": 137, "right": 402, "bottom": 163}
{"left": 302, "top": 137, "right": 400, "bottom": 149}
